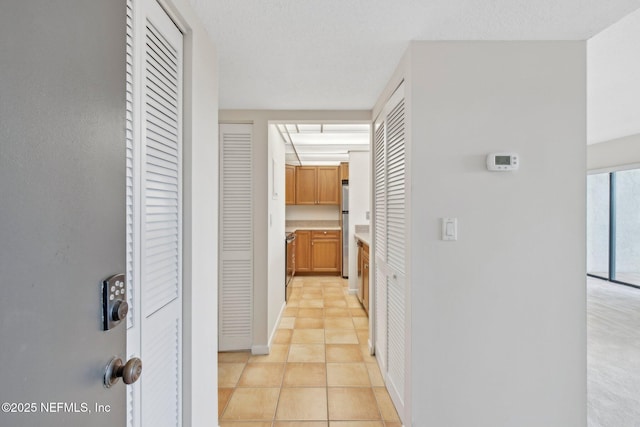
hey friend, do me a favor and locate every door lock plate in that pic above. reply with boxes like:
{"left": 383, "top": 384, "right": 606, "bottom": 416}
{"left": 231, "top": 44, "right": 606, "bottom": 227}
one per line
{"left": 102, "top": 274, "right": 128, "bottom": 331}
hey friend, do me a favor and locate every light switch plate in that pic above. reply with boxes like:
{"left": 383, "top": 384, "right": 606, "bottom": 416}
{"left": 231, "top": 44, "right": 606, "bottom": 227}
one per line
{"left": 442, "top": 218, "right": 457, "bottom": 241}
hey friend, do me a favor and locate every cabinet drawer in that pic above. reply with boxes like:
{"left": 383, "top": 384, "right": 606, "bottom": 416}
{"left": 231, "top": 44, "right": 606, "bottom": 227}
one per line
{"left": 311, "top": 230, "right": 340, "bottom": 239}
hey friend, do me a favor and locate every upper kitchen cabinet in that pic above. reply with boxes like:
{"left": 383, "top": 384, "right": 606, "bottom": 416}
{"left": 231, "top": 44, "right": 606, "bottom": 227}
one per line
{"left": 317, "top": 167, "right": 340, "bottom": 204}
{"left": 285, "top": 164, "right": 296, "bottom": 205}
{"left": 295, "top": 166, "right": 316, "bottom": 205}
{"left": 340, "top": 162, "right": 349, "bottom": 181}
{"left": 295, "top": 166, "right": 339, "bottom": 205}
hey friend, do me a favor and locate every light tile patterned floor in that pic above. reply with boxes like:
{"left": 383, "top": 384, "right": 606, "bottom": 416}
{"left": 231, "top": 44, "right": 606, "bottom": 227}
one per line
{"left": 218, "top": 276, "right": 402, "bottom": 427}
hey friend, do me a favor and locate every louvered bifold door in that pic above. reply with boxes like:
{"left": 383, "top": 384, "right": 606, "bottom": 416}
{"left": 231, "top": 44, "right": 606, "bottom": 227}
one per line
{"left": 139, "top": 1, "right": 183, "bottom": 426}
{"left": 372, "top": 82, "right": 407, "bottom": 424}
{"left": 219, "top": 124, "right": 254, "bottom": 351}
{"left": 385, "top": 95, "right": 406, "bottom": 411}
{"left": 373, "top": 117, "right": 388, "bottom": 372}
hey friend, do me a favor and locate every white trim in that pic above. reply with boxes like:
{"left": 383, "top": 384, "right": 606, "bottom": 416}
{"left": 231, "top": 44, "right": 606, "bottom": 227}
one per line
{"left": 251, "top": 345, "right": 270, "bottom": 355}
{"left": 588, "top": 162, "right": 640, "bottom": 175}
{"left": 255, "top": 300, "right": 287, "bottom": 355}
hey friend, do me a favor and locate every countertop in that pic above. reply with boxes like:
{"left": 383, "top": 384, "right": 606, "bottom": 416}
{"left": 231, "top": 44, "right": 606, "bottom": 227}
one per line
{"left": 286, "top": 226, "right": 341, "bottom": 233}
{"left": 354, "top": 231, "right": 370, "bottom": 246}
{"left": 285, "top": 220, "right": 341, "bottom": 233}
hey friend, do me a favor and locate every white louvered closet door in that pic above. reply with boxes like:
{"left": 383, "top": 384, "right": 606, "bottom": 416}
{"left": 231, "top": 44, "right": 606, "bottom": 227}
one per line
{"left": 385, "top": 94, "right": 406, "bottom": 411}
{"left": 219, "top": 124, "right": 254, "bottom": 351}
{"left": 373, "top": 117, "right": 388, "bottom": 372}
{"left": 372, "top": 83, "right": 407, "bottom": 424}
{"left": 126, "top": 0, "right": 184, "bottom": 426}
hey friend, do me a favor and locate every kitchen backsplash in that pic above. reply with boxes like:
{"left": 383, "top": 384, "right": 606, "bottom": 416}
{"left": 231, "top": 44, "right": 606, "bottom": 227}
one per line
{"left": 354, "top": 224, "right": 370, "bottom": 233}
{"left": 285, "top": 205, "right": 340, "bottom": 221}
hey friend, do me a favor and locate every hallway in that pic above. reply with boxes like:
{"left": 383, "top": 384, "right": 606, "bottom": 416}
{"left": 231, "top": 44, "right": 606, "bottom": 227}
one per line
{"left": 218, "top": 276, "right": 401, "bottom": 426}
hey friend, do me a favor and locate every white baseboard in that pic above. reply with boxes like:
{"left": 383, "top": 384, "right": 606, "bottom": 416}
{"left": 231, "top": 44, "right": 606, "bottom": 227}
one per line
{"left": 251, "top": 344, "right": 269, "bottom": 355}
{"left": 252, "top": 300, "right": 287, "bottom": 355}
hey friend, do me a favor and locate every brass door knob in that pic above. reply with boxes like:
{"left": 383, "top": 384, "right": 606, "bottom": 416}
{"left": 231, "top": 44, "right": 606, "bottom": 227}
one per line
{"left": 104, "top": 356, "right": 142, "bottom": 388}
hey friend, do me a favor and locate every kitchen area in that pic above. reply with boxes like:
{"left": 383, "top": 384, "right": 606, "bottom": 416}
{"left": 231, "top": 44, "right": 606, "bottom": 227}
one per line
{"left": 279, "top": 123, "right": 371, "bottom": 313}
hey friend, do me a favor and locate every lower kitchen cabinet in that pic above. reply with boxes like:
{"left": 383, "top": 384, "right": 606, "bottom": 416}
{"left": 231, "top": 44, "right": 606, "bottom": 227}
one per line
{"left": 311, "top": 230, "right": 341, "bottom": 273}
{"left": 362, "top": 243, "right": 369, "bottom": 314}
{"left": 357, "top": 239, "right": 370, "bottom": 315}
{"left": 295, "top": 230, "right": 311, "bottom": 272}
{"left": 294, "top": 229, "right": 341, "bottom": 274}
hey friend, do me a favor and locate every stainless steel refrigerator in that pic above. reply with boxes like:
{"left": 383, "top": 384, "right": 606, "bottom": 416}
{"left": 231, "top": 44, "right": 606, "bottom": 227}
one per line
{"left": 341, "top": 181, "right": 349, "bottom": 278}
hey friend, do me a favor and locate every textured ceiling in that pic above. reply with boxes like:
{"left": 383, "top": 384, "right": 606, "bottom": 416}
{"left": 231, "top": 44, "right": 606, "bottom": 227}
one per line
{"left": 189, "top": 0, "right": 640, "bottom": 110}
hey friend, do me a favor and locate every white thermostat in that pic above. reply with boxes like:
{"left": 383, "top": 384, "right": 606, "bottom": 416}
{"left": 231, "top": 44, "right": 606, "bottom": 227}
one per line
{"left": 486, "top": 152, "right": 519, "bottom": 171}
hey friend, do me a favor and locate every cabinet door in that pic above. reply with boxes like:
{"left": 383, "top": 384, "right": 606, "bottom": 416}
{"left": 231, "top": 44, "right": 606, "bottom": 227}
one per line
{"left": 285, "top": 165, "right": 296, "bottom": 205}
{"left": 295, "top": 231, "right": 311, "bottom": 272}
{"left": 295, "top": 167, "right": 317, "bottom": 205}
{"left": 362, "top": 247, "right": 370, "bottom": 315}
{"left": 311, "top": 237, "right": 340, "bottom": 272}
{"left": 317, "top": 166, "right": 340, "bottom": 205}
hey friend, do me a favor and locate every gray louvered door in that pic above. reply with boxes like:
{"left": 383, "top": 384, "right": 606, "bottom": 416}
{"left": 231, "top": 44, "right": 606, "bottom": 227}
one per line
{"left": 126, "top": 0, "right": 183, "bottom": 426}
{"left": 372, "top": 83, "right": 407, "bottom": 423}
{"left": 219, "top": 124, "right": 254, "bottom": 351}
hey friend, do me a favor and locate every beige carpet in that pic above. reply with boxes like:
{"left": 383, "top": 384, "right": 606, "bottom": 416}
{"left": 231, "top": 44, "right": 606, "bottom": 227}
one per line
{"left": 588, "top": 276, "right": 640, "bottom": 427}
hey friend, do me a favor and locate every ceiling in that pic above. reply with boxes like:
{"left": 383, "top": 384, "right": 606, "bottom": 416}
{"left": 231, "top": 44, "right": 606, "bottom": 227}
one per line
{"left": 276, "top": 123, "right": 370, "bottom": 165}
{"left": 188, "top": 0, "right": 640, "bottom": 111}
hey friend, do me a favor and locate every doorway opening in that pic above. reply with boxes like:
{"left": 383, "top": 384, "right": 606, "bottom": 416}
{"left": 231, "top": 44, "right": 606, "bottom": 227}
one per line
{"left": 272, "top": 121, "right": 371, "bottom": 320}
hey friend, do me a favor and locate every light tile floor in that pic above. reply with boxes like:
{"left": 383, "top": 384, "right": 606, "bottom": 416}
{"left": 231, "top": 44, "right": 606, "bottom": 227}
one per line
{"left": 219, "top": 276, "right": 402, "bottom": 427}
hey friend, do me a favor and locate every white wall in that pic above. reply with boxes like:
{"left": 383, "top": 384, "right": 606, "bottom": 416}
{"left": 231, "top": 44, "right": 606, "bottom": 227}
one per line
{"left": 588, "top": 7, "right": 640, "bottom": 145}
{"left": 376, "top": 41, "right": 586, "bottom": 426}
{"left": 161, "top": 0, "right": 219, "bottom": 426}
{"left": 218, "top": 110, "right": 370, "bottom": 351}
{"left": 266, "top": 124, "right": 286, "bottom": 351}
{"left": 348, "top": 151, "right": 371, "bottom": 291}
{"left": 587, "top": 8, "right": 640, "bottom": 170}
{"left": 286, "top": 205, "right": 340, "bottom": 221}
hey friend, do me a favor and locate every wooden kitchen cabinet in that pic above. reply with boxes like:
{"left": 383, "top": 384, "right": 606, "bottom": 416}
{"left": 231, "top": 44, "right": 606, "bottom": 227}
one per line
{"left": 362, "top": 242, "right": 369, "bottom": 315}
{"left": 295, "top": 166, "right": 339, "bottom": 205}
{"left": 295, "top": 167, "right": 317, "bottom": 205}
{"left": 295, "top": 230, "right": 311, "bottom": 272}
{"left": 317, "top": 167, "right": 340, "bottom": 204}
{"left": 285, "top": 165, "right": 296, "bottom": 205}
{"left": 340, "top": 162, "right": 349, "bottom": 181}
{"left": 294, "top": 229, "right": 341, "bottom": 274}
{"left": 311, "top": 230, "right": 341, "bottom": 273}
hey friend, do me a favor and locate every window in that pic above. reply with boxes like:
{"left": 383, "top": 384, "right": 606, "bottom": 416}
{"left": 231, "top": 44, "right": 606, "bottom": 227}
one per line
{"left": 587, "top": 168, "right": 640, "bottom": 288}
